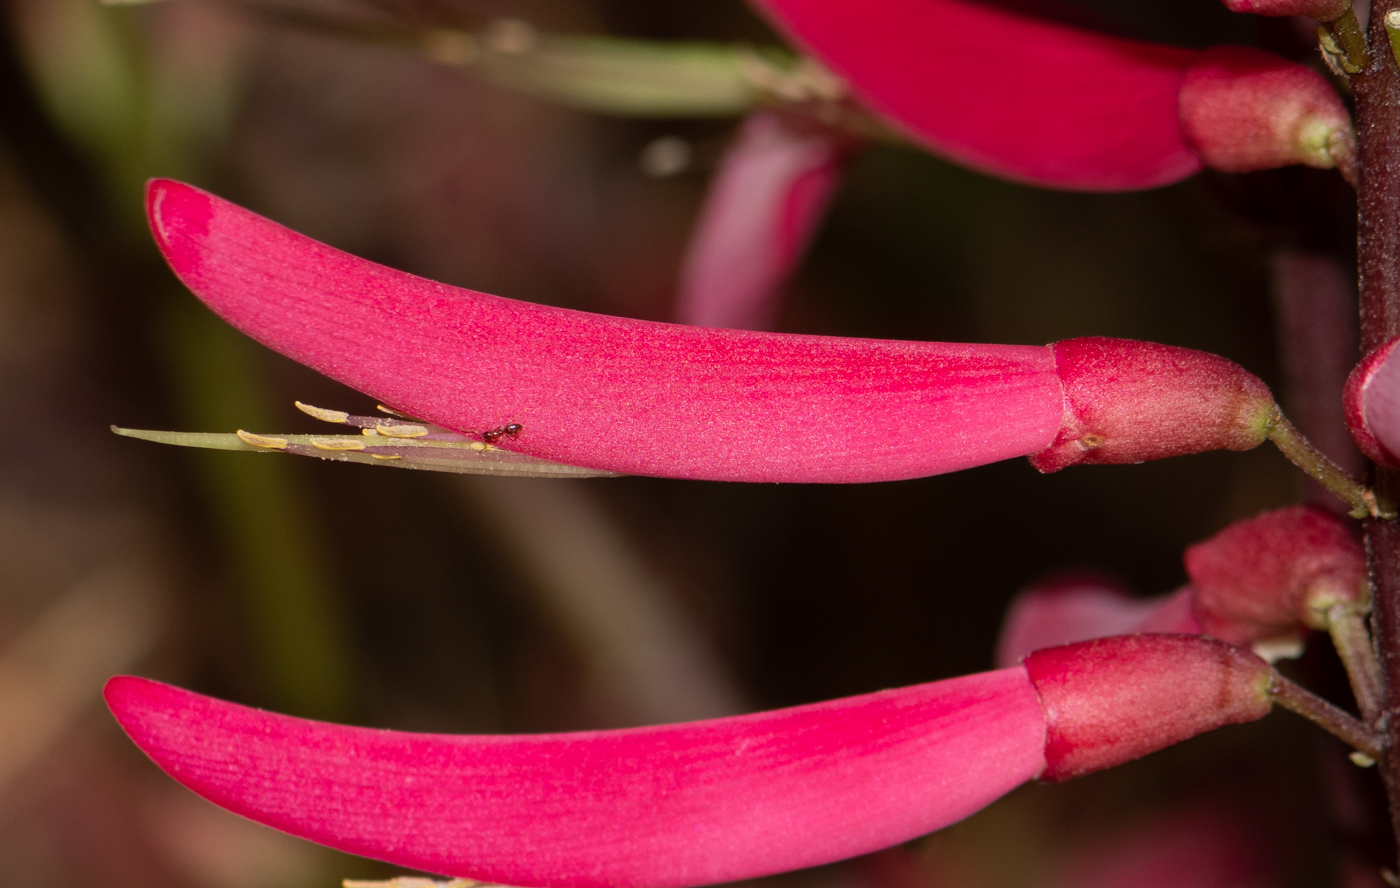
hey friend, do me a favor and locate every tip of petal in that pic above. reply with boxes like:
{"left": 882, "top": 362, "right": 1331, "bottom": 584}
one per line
{"left": 104, "top": 672, "right": 1046, "bottom": 888}
{"left": 147, "top": 178, "right": 216, "bottom": 281}
{"left": 104, "top": 673, "right": 148, "bottom": 717}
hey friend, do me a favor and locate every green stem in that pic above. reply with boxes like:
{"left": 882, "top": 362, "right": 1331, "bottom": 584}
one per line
{"left": 1327, "top": 602, "right": 1385, "bottom": 725}
{"left": 1270, "top": 671, "right": 1385, "bottom": 760}
{"left": 1267, "top": 408, "right": 1394, "bottom": 518}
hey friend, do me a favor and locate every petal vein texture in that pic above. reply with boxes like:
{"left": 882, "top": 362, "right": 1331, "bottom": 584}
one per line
{"left": 750, "top": 0, "right": 1201, "bottom": 190}
{"left": 106, "top": 673, "right": 1048, "bottom": 888}
{"left": 147, "top": 179, "right": 1064, "bottom": 482}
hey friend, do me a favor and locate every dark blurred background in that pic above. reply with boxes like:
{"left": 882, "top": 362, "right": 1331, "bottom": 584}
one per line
{"left": 0, "top": 0, "right": 1376, "bottom": 885}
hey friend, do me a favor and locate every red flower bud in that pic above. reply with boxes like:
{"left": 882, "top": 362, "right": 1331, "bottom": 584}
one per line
{"left": 1179, "top": 47, "right": 1355, "bottom": 179}
{"left": 1026, "top": 634, "right": 1273, "bottom": 781}
{"left": 1028, "top": 337, "right": 1274, "bottom": 473}
{"left": 1185, "top": 506, "right": 1367, "bottom": 646}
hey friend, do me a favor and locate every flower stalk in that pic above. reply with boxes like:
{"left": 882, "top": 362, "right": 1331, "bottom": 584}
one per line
{"left": 1268, "top": 671, "right": 1384, "bottom": 760}
{"left": 1326, "top": 602, "right": 1386, "bottom": 725}
{"left": 1329, "top": 9, "right": 1371, "bottom": 74}
{"left": 1266, "top": 408, "right": 1392, "bottom": 517}
{"left": 1349, "top": 0, "right": 1400, "bottom": 866}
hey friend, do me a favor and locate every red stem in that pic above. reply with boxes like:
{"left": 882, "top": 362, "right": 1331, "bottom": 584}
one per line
{"left": 1353, "top": 0, "right": 1400, "bottom": 867}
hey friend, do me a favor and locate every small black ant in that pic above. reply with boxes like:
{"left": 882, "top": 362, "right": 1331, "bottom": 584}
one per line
{"left": 481, "top": 422, "right": 523, "bottom": 444}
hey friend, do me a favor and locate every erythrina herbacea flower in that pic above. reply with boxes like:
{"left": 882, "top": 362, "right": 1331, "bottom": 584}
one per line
{"left": 143, "top": 179, "right": 1287, "bottom": 484}
{"left": 747, "top": 0, "right": 1356, "bottom": 189}
{"left": 675, "top": 112, "right": 850, "bottom": 331}
{"left": 106, "top": 635, "right": 1280, "bottom": 888}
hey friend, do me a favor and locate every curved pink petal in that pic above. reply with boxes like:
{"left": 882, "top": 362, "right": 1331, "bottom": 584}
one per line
{"left": 147, "top": 178, "right": 1064, "bottom": 483}
{"left": 1345, "top": 337, "right": 1400, "bottom": 468}
{"left": 750, "top": 0, "right": 1201, "bottom": 190}
{"left": 104, "top": 673, "right": 1048, "bottom": 888}
{"left": 995, "top": 577, "right": 1200, "bottom": 667}
{"left": 676, "top": 113, "right": 848, "bottom": 330}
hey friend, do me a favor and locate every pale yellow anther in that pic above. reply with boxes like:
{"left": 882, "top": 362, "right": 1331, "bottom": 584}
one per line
{"left": 375, "top": 422, "right": 430, "bottom": 438}
{"left": 310, "top": 437, "right": 368, "bottom": 452}
{"left": 370, "top": 453, "right": 404, "bottom": 461}
{"left": 236, "top": 430, "right": 289, "bottom": 450}
{"left": 295, "top": 401, "right": 350, "bottom": 424}
{"left": 362, "top": 428, "right": 379, "bottom": 436}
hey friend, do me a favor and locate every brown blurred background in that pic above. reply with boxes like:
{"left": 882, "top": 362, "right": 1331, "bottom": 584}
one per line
{"left": 0, "top": 0, "right": 1376, "bottom": 885}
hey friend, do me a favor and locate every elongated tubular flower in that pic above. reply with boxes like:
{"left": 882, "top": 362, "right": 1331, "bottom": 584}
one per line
{"left": 676, "top": 113, "right": 849, "bottom": 330}
{"left": 749, "top": 0, "right": 1354, "bottom": 189}
{"left": 146, "top": 179, "right": 1276, "bottom": 483}
{"left": 105, "top": 636, "right": 1274, "bottom": 888}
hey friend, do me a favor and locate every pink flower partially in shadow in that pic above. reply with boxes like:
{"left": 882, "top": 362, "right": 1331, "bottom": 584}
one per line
{"left": 145, "top": 179, "right": 1277, "bottom": 483}
{"left": 748, "top": 0, "right": 1355, "bottom": 189}
{"left": 997, "top": 505, "right": 1367, "bottom": 666}
{"left": 996, "top": 576, "right": 1197, "bottom": 668}
{"left": 106, "top": 635, "right": 1276, "bottom": 888}
{"left": 675, "top": 113, "right": 850, "bottom": 331}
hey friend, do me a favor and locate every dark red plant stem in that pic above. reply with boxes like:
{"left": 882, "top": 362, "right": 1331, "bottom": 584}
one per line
{"left": 1354, "top": 0, "right": 1400, "bottom": 866}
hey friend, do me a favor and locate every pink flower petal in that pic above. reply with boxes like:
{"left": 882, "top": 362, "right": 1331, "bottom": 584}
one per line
{"left": 104, "top": 673, "right": 1048, "bottom": 888}
{"left": 1345, "top": 337, "right": 1400, "bottom": 468}
{"left": 146, "top": 178, "right": 1064, "bottom": 483}
{"left": 749, "top": 0, "right": 1201, "bottom": 190}
{"left": 676, "top": 113, "right": 848, "bottom": 330}
{"left": 995, "top": 577, "right": 1200, "bottom": 668}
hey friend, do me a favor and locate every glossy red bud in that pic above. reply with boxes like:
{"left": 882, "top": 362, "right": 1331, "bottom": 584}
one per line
{"left": 1185, "top": 506, "right": 1366, "bottom": 646}
{"left": 1179, "top": 47, "right": 1355, "bottom": 178}
{"left": 1025, "top": 634, "right": 1272, "bottom": 781}
{"left": 1344, "top": 337, "right": 1400, "bottom": 469}
{"left": 1029, "top": 338, "right": 1274, "bottom": 473}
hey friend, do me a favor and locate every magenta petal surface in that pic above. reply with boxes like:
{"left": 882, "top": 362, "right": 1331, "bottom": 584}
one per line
{"left": 147, "top": 179, "right": 1063, "bottom": 482}
{"left": 676, "top": 113, "right": 847, "bottom": 330}
{"left": 996, "top": 578, "right": 1200, "bottom": 668}
{"left": 751, "top": 0, "right": 1201, "bottom": 191}
{"left": 1347, "top": 338, "right": 1400, "bottom": 468}
{"left": 106, "top": 673, "right": 1047, "bottom": 888}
